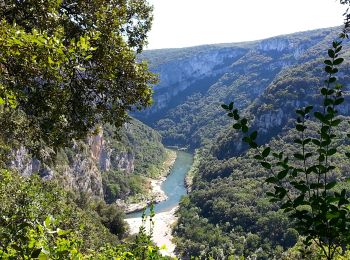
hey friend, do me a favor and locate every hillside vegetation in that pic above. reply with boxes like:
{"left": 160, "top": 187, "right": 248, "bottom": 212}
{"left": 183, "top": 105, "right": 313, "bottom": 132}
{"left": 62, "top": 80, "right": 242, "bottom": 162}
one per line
{"left": 133, "top": 27, "right": 350, "bottom": 259}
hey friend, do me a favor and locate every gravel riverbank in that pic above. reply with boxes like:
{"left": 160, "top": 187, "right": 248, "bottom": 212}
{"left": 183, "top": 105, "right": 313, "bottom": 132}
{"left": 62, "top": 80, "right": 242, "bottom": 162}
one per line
{"left": 125, "top": 206, "right": 178, "bottom": 257}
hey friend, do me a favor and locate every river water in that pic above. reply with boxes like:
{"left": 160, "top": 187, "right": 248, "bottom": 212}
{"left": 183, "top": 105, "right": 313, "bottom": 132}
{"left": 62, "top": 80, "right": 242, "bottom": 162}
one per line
{"left": 126, "top": 150, "right": 193, "bottom": 218}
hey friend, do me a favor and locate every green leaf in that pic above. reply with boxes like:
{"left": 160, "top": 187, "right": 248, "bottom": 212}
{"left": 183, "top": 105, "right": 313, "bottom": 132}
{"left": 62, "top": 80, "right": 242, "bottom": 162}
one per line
{"left": 326, "top": 211, "right": 340, "bottom": 220}
{"left": 314, "top": 112, "right": 326, "bottom": 123}
{"left": 228, "top": 102, "right": 234, "bottom": 110}
{"left": 296, "top": 109, "right": 305, "bottom": 116}
{"left": 48, "top": 56, "right": 54, "bottom": 64}
{"left": 242, "top": 136, "right": 250, "bottom": 143}
{"left": 242, "top": 125, "right": 248, "bottom": 133}
{"left": 334, "top": 98, "right": 344, "bottom": 105}
{"left": 266, "top": 177, "right": 278, "bottom": 184}
{"left": 303, "top": 138, "right": 311, "bottom": 145}
{"left": 333, "top": 41, "right": 340, "bottom": 48}
{"left": 44, "top": 216, "right": 52, "bottom": 228}
{"left": 31, "top": 248, "right": 42, "bottom": 258}
{"left": 293, "top": 183, "right": 308, "bottom": 193}
{"left": 266, "top": 192, "right": 275, "bottom": 197}
{"left": 306, "top": 166, "right": 318, "bottom": 174}
{"left": 294, "top": 138, "right": 302, "bottom": 144}
{"left": 319, "top": 154, "right": 325, "bottom": 162}
{"left": 325, "top": 66, "right": 333, "bottom": 74}
{"left": 221, "top": 104, "right": 229, "bottom": 110}
{"left": 327, "top": 148, "right": 337, "bottom": 156}
{"left": 310, "top": 183, "right": 324, "bottom": 189}
{"left": 261, "top": 161, "right": 271, "bottom": 169}
{"left": 326, "top": 182, "right": 337, "bottom": 190}
{"left": 335, "top": 46, "right": 342, "bottom": 53}
{"left": 85, "top": 54, "right": 93, "bottom": 60}
{"left": 324, "top": 98, "right": 334, "bottom": 106}
{"left": 331, "top": 119, "right": 341, "bottom": 126}
{"left": 293, "top": 153, "right": 304, "bottom": 160}
{"left": 295, "top": 124, "right": 306, "bottom": 132}
{"left": 57, "top": 228, "right": 71, "bottom": 236}
{"left": 321, "top": 87, "right": 328, "bottom": 95}
{"left": 250, "top": 131, "right": 257, "bottom": 140}
{"left": 305, "top": 153, "right": 312, "bottom": 159}
{"left": 326, "top": 77, "right": 337, "bottom": 84}
{"left": 277, "top": 170, "right": 288, "bottom": 180}
{"left": 328, "top": 49, "right": 335, "bottom": 58}
{"left": 262, "top": 147, "right": 271, "bottom": 158}
{"left": 254, "top": 154, "right": 263, "bottom": 160}
{"left": 324, "top": 60, "right": 333, "bottom": 66}
{"left": 333, "top": 58, "right": 344, "bottom": 65}
{"left": 294, "top": 194, "right": 305, "bottom": 207}
{"left": 312, "top": 139, "right": 320, "bottom": 146}
{"left": 249, "top": 142, "right": 258, "bottom": 148}
{"left": 305, "top": 106, "right": 313, "bottom": 113}
{"left": 232, "top": 123, "right": 241, "bottom": 129}
{"left": 277, "top": 187, "right": 287, "bottom": 199}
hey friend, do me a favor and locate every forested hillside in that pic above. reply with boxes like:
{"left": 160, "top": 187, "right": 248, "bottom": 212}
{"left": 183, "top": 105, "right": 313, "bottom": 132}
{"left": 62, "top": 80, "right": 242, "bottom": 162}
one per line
{"left": 133, "top": 26, "right": 350, "bottom": 259}
{"left": 136, "top": 27, "right": 342, "bottom": 149}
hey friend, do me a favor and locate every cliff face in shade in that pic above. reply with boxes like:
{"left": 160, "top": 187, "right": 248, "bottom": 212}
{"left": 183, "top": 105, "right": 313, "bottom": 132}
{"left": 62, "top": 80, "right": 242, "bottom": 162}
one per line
{"left": 11, "top": 119, "right": 165, "bottom": 198}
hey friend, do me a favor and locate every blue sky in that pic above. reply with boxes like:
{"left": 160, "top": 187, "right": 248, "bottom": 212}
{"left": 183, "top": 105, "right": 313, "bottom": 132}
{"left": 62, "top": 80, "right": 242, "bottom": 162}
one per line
{"left": 146, "top": 0, "right": 346, "bottom": 49}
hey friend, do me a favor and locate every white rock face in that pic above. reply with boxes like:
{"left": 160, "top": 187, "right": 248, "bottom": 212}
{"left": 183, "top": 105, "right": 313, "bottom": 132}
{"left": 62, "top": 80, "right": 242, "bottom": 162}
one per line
{"left": 149, "top": 48, "right": 246, "bottom": 112}
{"left": 10, "top": 130, "right": 135, "bottom": 198}
{"left": 258, "top": 38, "right": 290, "bottom": 52}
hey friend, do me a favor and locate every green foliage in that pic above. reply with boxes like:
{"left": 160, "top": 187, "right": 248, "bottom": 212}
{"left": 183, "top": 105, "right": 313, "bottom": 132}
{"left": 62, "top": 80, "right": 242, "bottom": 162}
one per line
{"left": 174, "top": 151, "right": 295, "bottom": 258}
{"left": 0, "top": 169, "right": 169, "bottom": 259}
{"left": 223, "top": 34, "right": 350, "bottom": 259}
{"left": 0, "top": 169, "right": 115, "bottom": 256}
{"left": 103, "top": 120, "right": 166, "bottom": 178}
{"left": 0, "top": 0, "right": 156, "bottom": 155}
{"left": 103, "top": 169, "right": 146, "bottom": 203}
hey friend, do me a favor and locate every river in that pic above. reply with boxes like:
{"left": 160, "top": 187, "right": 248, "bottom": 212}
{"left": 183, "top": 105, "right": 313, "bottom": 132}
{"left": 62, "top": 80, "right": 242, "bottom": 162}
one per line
{"left": 125, "top": 150, "right": 193, "bottom": 257}
{"left": 126, "top": 150, "right": 193, "bottom": 218}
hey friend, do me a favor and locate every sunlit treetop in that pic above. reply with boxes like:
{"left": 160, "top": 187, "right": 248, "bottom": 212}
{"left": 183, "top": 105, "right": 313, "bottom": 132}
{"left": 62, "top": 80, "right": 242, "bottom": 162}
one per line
{"left": 0, "top": 0, "right": 156, "bottom": 157}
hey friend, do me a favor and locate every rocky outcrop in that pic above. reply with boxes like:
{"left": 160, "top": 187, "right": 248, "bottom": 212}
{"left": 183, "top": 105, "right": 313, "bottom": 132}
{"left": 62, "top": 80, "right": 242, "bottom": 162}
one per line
{"left": 89, "top": 131, "right": 135, "bottom": 174}
{"left": 143, "top": 47, "right": 247, "bottom": 114}
{"left": 60, "top": 149, "right": 104, "bottom": 197}
{"left": 10, "top": 129, "right": 136, "bottom": 198}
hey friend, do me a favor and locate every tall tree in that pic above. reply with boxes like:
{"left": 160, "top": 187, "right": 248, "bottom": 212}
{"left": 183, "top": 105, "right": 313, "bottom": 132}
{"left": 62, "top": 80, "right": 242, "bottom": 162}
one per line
{"left": 0, "top": 0, "right": 156, "bottom": 156}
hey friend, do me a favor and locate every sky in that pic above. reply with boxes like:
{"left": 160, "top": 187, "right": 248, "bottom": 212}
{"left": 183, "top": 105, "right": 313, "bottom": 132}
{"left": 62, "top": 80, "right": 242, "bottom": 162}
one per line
{"left": 146, "top": 0, "right": 347, "bottom": 50}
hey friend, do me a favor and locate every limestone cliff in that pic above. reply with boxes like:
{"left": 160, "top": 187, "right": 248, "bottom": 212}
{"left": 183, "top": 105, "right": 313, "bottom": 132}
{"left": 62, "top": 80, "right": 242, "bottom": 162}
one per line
{"left": 11, "top": 119, "right": 166, "bottom": 199}
{"left": 135, "top": 27, "right": 339, "bottom": 149}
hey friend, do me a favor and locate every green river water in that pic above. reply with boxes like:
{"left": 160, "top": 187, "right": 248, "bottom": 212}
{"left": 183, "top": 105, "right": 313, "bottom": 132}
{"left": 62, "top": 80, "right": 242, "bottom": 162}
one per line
{"left": 126, "top": 150, "right": 193, "bottom": 218}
